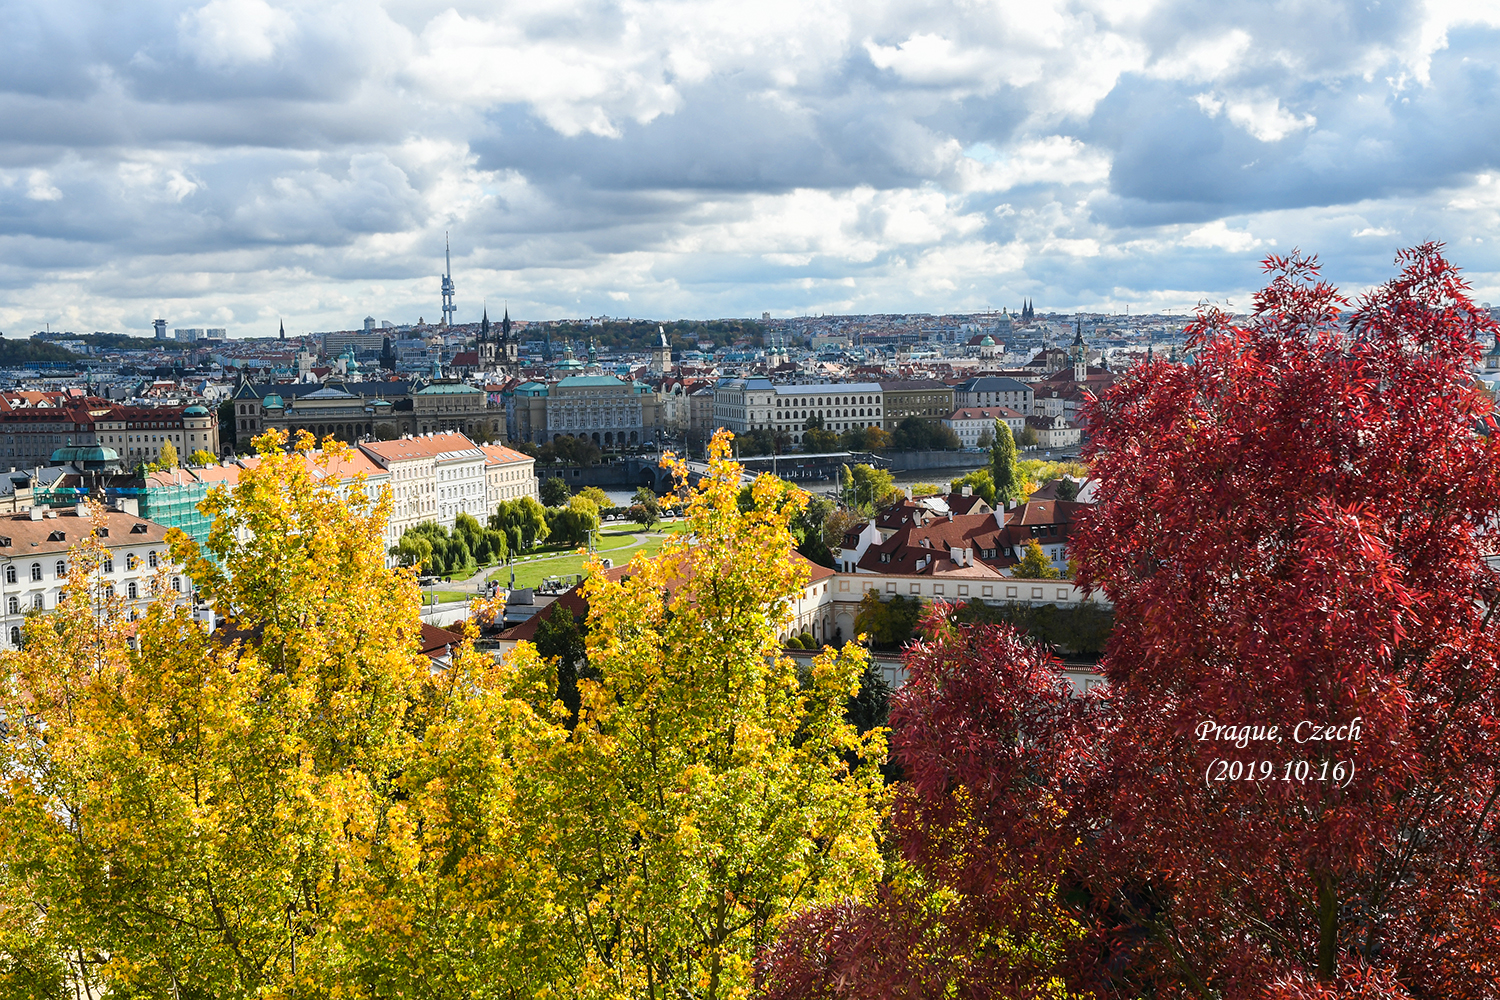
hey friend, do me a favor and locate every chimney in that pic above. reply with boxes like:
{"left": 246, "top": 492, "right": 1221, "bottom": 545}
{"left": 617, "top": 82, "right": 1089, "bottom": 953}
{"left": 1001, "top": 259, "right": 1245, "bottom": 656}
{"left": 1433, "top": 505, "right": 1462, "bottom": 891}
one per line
{"left": 961, "top": 485, "right": 972, "bottom": 497}
{"left": 74, "top": 502, "right": 87, "bottom": 517}
{"left": 28, "top": 506, "right": 42, "bottom": 520}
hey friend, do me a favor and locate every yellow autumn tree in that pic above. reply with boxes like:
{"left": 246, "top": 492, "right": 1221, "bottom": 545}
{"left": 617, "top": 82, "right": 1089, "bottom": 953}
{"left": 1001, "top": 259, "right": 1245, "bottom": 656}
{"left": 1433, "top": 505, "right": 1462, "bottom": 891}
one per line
{"left": 0, "top": 430, "right": 544, "bottom": 997}
{"left": 504, "top": 429, "right": 889, "bottom": 1000}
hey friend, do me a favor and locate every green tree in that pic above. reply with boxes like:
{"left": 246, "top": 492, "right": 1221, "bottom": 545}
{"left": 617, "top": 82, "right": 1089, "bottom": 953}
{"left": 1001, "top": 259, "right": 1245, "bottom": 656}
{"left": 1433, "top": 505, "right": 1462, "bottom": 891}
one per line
{"left": 844, "top": 463, "right": 900, "bottom": 510}
{"left": 545, "top": 494, "right": 601, "bottom": 546}
{"left": 889, "top": 416, "right": 960, "bottom": 451}
{"left": 909, "top": 482, "right": 942, "bottom": 497}
{"left": 156, "top": 439, "right": 179, "bottom": 469}
{"left": 989, "top": 419, "right": 1023, "bottom": 503}
{"left": 1011, "top": 538, "right": 1061, "bottom": 579}
{"left": 949, "top": 467, "right": 996, "bottom": 506}
{"left": 577, "top": 486, "right": 612, "bottom": 510}
{"left": 491, "top": 495, "right": 550, "bottom": 550}
{"left": 629, "top": 486, "right": 661, "bottom": 529}
{"left": 505, "top": 431, "right": 887, "bottom": 999}
{"left": 540, "top": 475, "right": 572, "bottom": 507}
{"left": 188, "top": 448, "right": 216, "bottom": 467}
{"left": 801, "top": 415, "right": 839, "bottom": 452}
{"left": 852, "top": 591, "right": 925, "bottom": 650}
{"left": 392, "top": 529, "right": 435, "bottom": 571}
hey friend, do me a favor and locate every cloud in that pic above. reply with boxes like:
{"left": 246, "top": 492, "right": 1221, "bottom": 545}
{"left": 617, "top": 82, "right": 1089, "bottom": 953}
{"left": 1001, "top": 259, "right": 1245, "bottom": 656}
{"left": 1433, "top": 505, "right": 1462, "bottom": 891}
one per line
{"left": 1, "top": 0, "right": 1500, "bottom": 334}
{"left": 179, "top": 0, "right": 296, "bottom": 68}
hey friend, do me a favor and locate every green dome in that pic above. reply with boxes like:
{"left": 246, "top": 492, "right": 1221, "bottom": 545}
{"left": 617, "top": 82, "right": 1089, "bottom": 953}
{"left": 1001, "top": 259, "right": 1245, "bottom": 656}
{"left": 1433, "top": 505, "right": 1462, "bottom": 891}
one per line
{"left": 183, "top": 404, "right": 209, "bottom": 415}
{"left": 262, "top": 394, "right": 285, "bottom": 409}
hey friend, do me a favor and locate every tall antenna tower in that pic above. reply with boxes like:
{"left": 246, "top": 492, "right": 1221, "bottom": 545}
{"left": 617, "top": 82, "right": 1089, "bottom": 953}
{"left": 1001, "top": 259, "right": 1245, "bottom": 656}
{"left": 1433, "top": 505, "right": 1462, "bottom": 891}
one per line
{"left": 441, "top": 231, "right": 457, "bottom": 327}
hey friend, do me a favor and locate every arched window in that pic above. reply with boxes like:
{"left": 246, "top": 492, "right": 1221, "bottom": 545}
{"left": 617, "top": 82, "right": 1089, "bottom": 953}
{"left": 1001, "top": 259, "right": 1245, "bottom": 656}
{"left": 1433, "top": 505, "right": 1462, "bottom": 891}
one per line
{"left": 127, "top": 582, "right": 138, "bottom": 600}
{"left": 9, "top": 627, "right": 19, "bottom": 647}
{"left": 30, "top": 563, "right": 41, "bottom": 581}
{"left": 106, "top": 584, "right": 115, "bottom": 599}
{"left": 55, "top": 560, "right": 66, "bottom": 577}
{"left": 103, "top": 558, "right": 113, "bottom": 573}
{"left": 4, "top": 566, "right": 13, "bottom": 584}
{"left": 126, "top": 554, "right": 137, "bottom": 570}
{"left": 148, "top": 551, "right": 158, "bottom": 569}
{"left": 6, "top": 597, "right": 17, "bottom": 615}
{"left": 31, "top": 594, "right": 43, "bottom": 611}
{"left": 172, "top": 576, "right": 181, "bottom": 593}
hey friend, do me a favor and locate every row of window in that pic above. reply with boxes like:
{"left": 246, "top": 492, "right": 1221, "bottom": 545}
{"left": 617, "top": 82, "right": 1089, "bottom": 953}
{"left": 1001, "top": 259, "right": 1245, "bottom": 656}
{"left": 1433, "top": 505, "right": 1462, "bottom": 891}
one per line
{"left": 3, "top": 550, "right": 161, "bottom": 584}
{"left": 3, "top": 576, "right": 181, "bottom": 614}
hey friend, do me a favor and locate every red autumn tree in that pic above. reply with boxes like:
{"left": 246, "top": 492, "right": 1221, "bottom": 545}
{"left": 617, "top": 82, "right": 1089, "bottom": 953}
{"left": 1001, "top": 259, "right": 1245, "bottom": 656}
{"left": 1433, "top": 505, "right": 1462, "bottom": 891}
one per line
{"left": 759, "top": 245, "right": 1500, "bottom": 999}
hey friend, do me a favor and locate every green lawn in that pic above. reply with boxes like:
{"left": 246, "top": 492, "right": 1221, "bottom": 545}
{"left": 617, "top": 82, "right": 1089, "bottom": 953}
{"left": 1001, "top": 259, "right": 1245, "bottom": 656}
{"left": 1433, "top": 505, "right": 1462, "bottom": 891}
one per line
{"left": 486, "top": 526, "right": 687, "bottom": 592}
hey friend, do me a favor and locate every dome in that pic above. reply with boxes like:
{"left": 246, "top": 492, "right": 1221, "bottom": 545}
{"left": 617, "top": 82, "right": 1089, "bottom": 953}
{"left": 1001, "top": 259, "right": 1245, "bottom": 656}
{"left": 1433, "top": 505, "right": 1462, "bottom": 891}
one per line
{"left": 183, "top": 404, "right": 209, "bottom": 416}
{"left": 262, "top": 394, "right": 285, "bottom": 409}
{"left": 980, "top": 335, "right": 995, "bottom": 346}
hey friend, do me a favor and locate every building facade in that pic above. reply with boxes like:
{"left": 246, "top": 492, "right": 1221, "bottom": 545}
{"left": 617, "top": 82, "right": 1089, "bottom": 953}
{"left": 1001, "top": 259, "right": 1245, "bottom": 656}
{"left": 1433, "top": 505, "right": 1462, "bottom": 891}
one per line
{"left": 878, "top": 380, "right": 954, "bottom": 430}
{"left": 481, "top": 443, "right": 539, "bottom": 508}
{"left": 944, "top": 406, "right": 1027, "bottom": 447}
{"left": 359, "top": 432, "right": 487, "bottom": 535}
{"left": 953, "top": 376, "right": 1034, "bottom": 414}
{"left": 0, "top": 506, "right": 186, "bottom": 648}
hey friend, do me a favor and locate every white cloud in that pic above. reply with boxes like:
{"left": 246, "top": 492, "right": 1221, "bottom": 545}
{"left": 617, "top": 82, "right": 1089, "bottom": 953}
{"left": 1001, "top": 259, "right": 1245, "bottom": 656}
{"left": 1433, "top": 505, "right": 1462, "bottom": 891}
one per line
{"left": 180, "top": 0, "right": 296, "bottom": 68}
{"left": 25, "top": 171, "right": 62, "bottom": 202}
{"left": 1196, "top": 90, "right": 1317, "bottom": 142}
{"left": 1183, "top": 220, "right": 1266, "bottom": 253}
{"left": 2, "top": 0, "right": 1500, "bottom": 331}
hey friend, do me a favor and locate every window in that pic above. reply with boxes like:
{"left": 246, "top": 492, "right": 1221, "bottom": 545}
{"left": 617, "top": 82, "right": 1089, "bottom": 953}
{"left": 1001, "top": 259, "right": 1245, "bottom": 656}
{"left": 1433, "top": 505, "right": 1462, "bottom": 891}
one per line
{"left": 31, "top": 594, "right": 43, "bottom": 611}
{"left": 9, "top": 627, "right": 18, "bottom": 646}
{"left": 30, "top": 563, "right": 40, "bottom": 582}
{"left": 127, "top": 582, "right": 138, "bottom": 600}
{"left": 106, "top": 584, "right": 115, "bottom": 599}
{"left": 103, "top": 558, "right": 113, "bottom": 573}
{"left": 126, "top": 554, "right": 137, "bottom": 570}
{"left": 3, "top": 566, "right": 13, "bottom": 584}
{"left": 55, "top": 560, "right": 65, "bottom": 577}
{"left": 6, "top": 597, "right": 16, "bottom": 615}
{"left": 172, "top": 576, "right": 181, "bottom": 592}
{"left": 148, "top": 551, "right": 158, "bottom": 568}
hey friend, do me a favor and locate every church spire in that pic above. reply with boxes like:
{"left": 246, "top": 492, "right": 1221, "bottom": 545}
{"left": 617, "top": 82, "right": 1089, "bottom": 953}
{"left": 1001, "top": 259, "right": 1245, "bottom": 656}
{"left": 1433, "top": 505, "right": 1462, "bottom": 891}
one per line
{"left": 502, "top": 304, "right": 511, "bottom": 339}
{"left": 481, "top": 304, "right": 490, "bottom": 338}
{"left": 279, "top": 319, "right": 285, "bottom": 340}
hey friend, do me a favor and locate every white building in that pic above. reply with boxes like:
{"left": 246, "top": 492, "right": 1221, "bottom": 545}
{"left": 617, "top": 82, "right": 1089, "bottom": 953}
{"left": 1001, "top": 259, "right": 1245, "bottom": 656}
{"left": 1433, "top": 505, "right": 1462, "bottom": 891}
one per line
{"left": 359, "top": 431, "right": 487, "bottom": 534}
{"left": 0, "top": 506, "right": 186, "bottom": 648}
{"left": 481, "top": 443, "right": 539, "bottom": 508}
{"left": 944, "top": 406, "right": 1027, "bottom": 448}
{"left": 713, "top": 379, "right": 885, "bottom": 447}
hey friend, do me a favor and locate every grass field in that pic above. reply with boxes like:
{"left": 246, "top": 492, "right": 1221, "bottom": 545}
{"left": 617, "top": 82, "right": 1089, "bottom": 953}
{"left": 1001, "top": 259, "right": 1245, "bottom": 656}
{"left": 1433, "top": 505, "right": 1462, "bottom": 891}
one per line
{"left": 486, "top": 524, "right": 688, "bottom": 591}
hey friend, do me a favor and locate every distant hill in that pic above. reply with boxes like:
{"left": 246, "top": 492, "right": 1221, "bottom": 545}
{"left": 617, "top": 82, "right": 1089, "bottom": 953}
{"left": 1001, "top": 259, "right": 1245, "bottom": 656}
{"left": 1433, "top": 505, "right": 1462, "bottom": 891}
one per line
{"left": 535, "top": 318, "right": 765, "bottom": 351}
{"left": 72, "top": 333, "right": 190, "bottom": 352}
{"left": 0, "top": 339, "right": 80, "bottom": 364}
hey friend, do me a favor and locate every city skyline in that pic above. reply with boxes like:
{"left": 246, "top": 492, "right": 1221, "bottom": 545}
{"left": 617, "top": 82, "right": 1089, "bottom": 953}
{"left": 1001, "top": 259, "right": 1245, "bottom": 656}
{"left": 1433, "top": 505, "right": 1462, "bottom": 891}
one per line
{"left": 4, "top": 1, "right": 1500, "bottom": 335}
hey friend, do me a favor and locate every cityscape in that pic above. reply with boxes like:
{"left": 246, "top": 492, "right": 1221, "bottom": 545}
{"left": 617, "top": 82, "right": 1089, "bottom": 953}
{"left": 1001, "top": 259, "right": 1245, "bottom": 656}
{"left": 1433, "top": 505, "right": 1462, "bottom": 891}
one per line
{"left": 3, "top": 1, "right": 1500, "bottom": 997}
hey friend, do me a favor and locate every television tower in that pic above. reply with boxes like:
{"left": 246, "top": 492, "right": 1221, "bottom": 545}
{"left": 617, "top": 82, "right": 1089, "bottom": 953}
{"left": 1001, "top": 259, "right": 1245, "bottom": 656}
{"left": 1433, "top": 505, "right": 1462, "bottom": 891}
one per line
{"left": 441, "top": 232, "right": 456, "bottom": 327}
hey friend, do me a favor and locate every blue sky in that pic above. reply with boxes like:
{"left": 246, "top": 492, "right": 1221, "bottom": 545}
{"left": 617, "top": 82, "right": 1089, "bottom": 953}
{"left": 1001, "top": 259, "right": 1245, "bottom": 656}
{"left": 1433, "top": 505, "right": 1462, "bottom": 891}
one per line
{"left": 3, "top": 0, "right": 1500, "bottom": 335}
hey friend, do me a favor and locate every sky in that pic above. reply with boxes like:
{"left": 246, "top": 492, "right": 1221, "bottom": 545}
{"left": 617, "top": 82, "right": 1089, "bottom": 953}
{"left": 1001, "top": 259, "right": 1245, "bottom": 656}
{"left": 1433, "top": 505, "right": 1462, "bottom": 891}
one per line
{"left": 4, "top": 0, "right": 1500, "bottom": 336}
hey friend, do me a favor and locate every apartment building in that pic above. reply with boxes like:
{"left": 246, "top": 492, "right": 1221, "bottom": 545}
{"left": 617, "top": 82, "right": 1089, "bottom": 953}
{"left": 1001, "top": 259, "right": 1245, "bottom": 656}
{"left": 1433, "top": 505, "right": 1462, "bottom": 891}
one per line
{"left": 712, "top": 379, "right": 885, "bottom": 446}
{"left": 359, "top": 432, "right": 487, "bottom": 534}
{"left": 0, "top": 506, "right": 184, "bottom": 647}
{"left": 481, "top": 443, "right": 539, "bottom": 507}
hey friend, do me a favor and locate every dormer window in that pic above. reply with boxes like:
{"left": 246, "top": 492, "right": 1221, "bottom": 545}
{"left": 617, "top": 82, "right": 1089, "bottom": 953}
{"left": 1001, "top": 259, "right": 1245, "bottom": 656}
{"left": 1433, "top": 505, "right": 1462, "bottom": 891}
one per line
{"left": 48, "top": 530, "right": 65, "bottom": 542}
{"left": 130, "top": 523, "right": 148, "bottom": 534}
